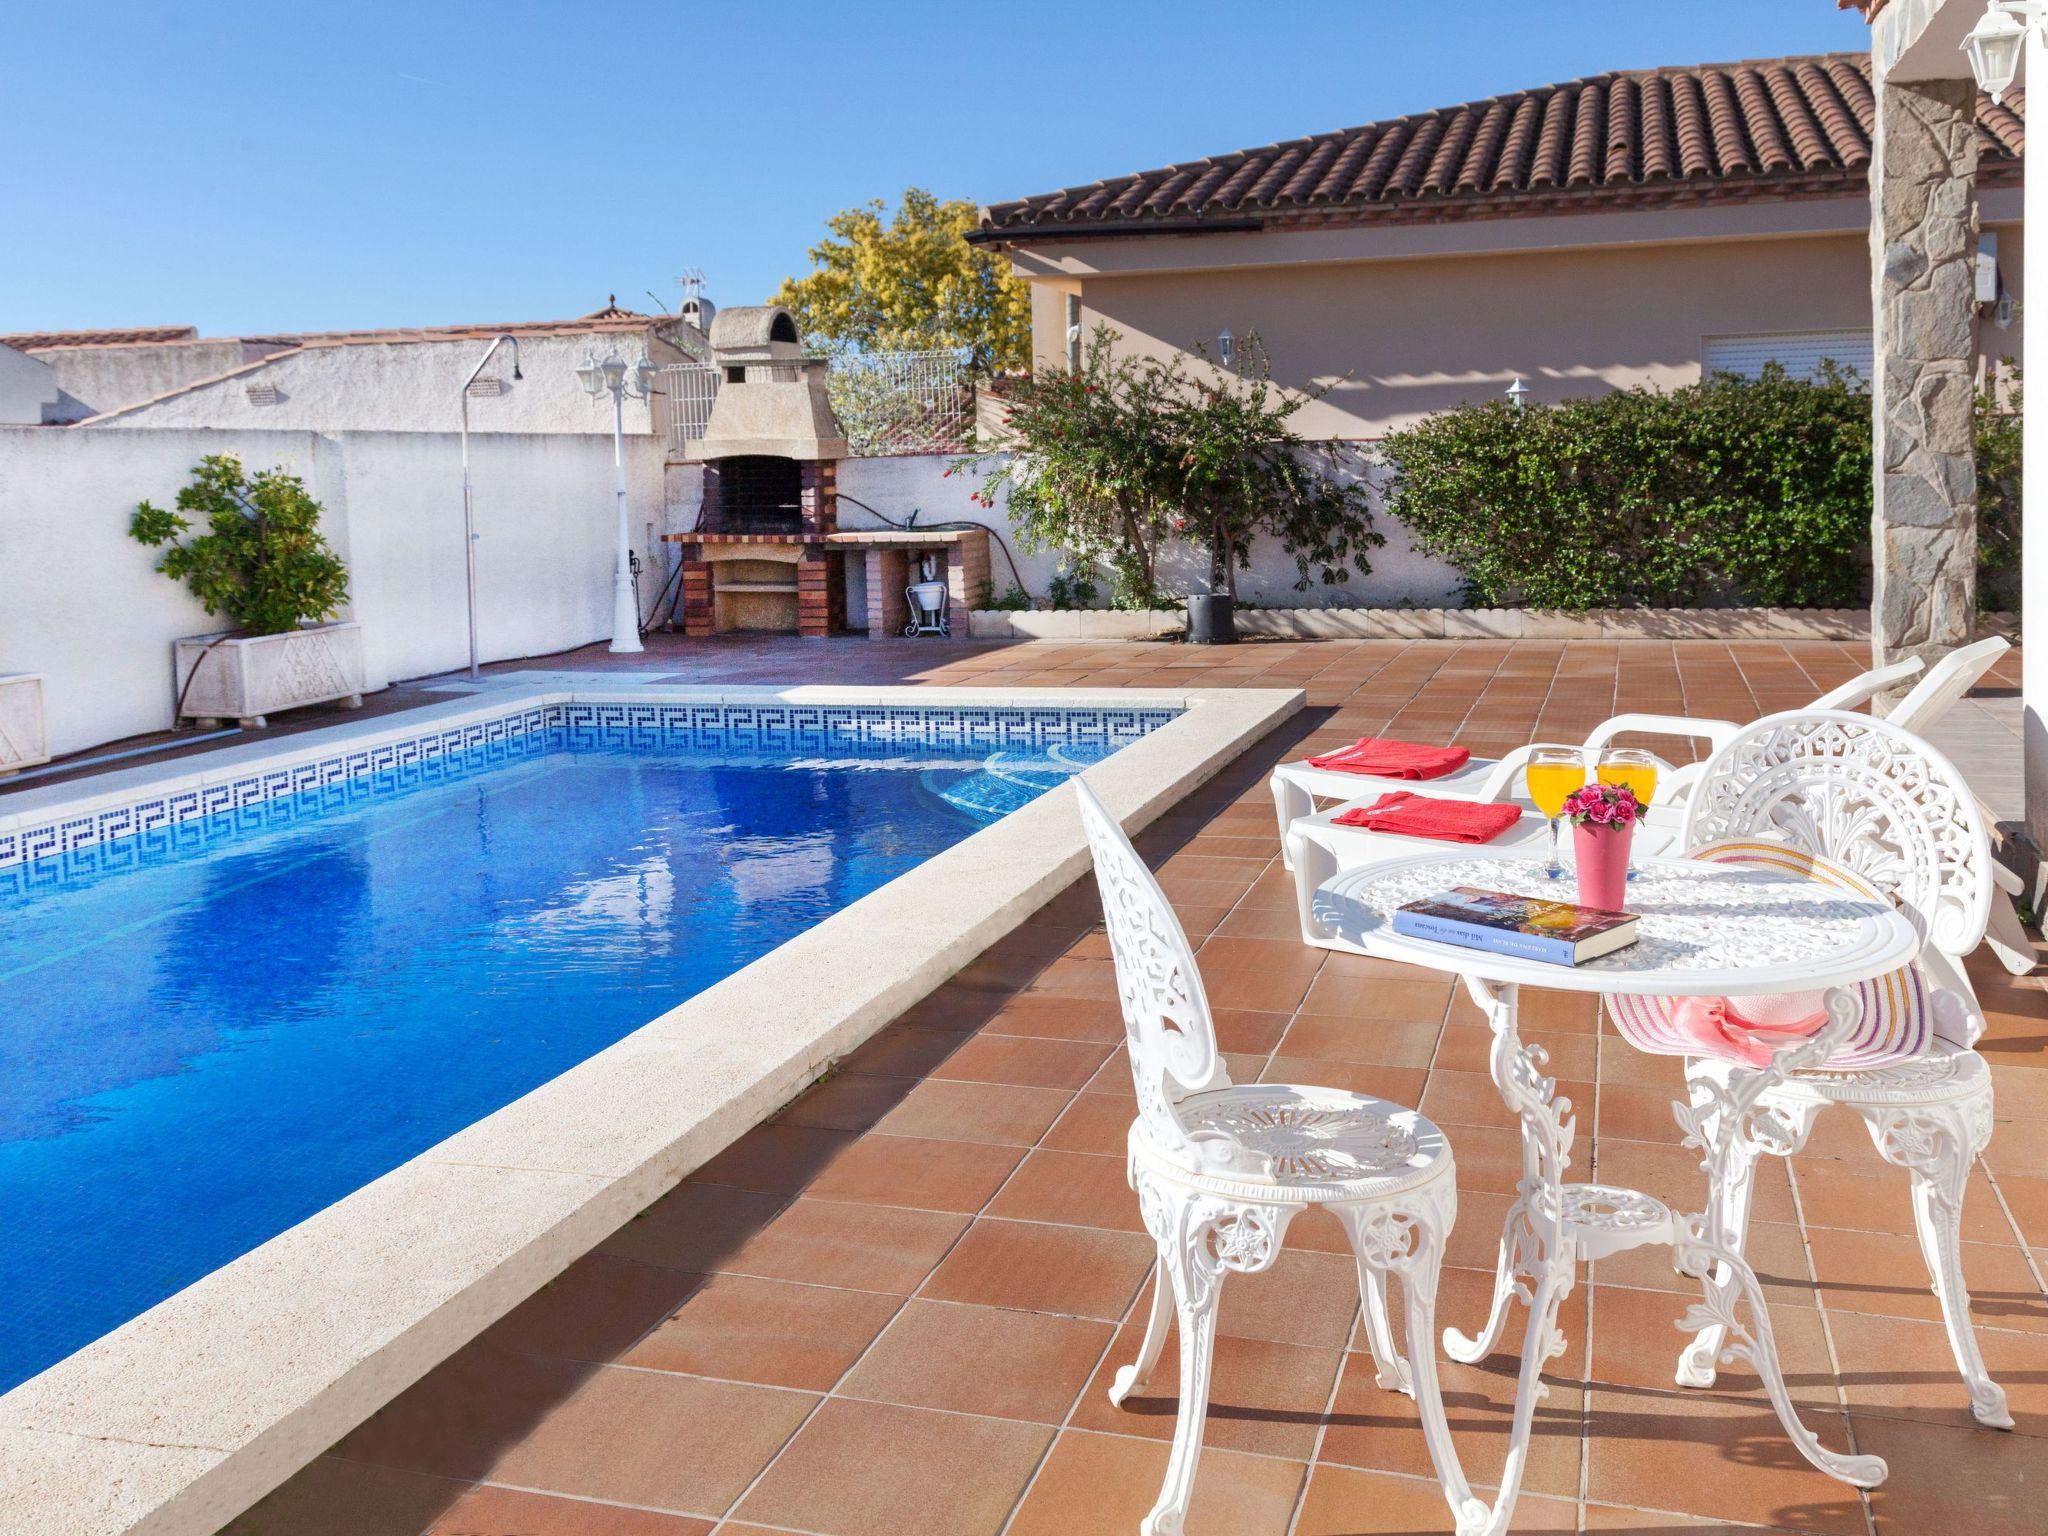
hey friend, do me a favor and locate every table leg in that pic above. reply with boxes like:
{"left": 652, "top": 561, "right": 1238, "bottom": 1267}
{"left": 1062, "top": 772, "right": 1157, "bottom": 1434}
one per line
{"left": 1443, "top": 979, "right": 1580, "bottom": 1536}
{"left": 1669, "top": 985, "right": 1887, "bottom": 1488}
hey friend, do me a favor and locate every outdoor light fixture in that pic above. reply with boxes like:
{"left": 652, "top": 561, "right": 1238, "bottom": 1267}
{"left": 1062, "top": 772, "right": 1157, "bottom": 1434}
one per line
{"left": 458, "top": 334, "right": 521, "bottom": 680}
{"left": 1217, "top": 328, "right": 1235, "bottom": 369}
{"left": 1963, "top": 1, "right": 2034, "bottom": 102}
{"left": 1505, "top": 377, "right": 1531, "bottom": 408}
{"left": 580, "top": 351, "right": 661, "bottom": 654}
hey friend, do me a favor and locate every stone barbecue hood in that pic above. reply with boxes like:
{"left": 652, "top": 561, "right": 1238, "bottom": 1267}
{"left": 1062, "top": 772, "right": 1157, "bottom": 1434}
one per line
{"left": 682, "top": 304, "right": 849, "bottom": 462}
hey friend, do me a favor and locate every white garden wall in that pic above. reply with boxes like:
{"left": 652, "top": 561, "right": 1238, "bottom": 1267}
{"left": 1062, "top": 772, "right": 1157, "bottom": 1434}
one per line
{"left": 0, "top": 425, "right": 664, "bottom": 757}
{"left": 828, "top": 451, "right": 1464, "bottom": 609}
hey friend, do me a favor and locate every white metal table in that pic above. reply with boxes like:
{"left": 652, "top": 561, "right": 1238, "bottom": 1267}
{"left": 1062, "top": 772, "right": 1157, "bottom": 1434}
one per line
{"left": 1310, "top": 851, "right": 1922, "bottom": 1535}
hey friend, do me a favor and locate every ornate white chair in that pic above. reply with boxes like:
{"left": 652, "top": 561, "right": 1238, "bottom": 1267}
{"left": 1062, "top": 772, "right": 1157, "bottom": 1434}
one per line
{"left": 1074, "top": 779, "right": 1485, "bottom": 1536}
{"left": 1605, "top": 709, "right": 2012, "bottom": 1428}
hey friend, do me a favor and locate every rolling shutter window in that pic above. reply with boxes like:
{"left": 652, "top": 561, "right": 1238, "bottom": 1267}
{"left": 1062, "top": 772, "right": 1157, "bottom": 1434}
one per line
{"left": 1703, "top": 330, "right": 1874, "bottom": 384}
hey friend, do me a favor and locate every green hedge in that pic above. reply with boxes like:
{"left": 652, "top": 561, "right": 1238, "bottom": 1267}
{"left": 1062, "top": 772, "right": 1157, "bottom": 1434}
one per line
{"left": 1378, "top": 366, "right": 1875, "bottom": 610}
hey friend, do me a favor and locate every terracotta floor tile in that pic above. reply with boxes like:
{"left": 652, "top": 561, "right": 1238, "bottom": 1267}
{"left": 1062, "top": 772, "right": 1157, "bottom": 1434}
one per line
{"left": 921, "top": 1217, "right": 1154, "bottom": 1320}
{"left": 932, "top": 1032, "right": 1113, "bottom": 1090}
{"left": 1004, "top": 1428, "right": 1305, "bottom": 1536}
{"left": 598, "top": 1183, "right": 787, "bottom": 1275}
{"left": 979, "top": 992, "right": 1126, "bottom": 1043}
{"left": 426, "top": 1486, "right": 712, "bottom": 1535}
{"left": 1293, "top": 1462, "right": 1578, "bottom": 1534}
{"left": 775, "top": 1071, "right": 913, "bottom": 1133}
{"left": 873, "top": 1078, "right": 1071, "bottom": 1147}
{"left": 1209, "top": 1006, "right": 1292, "bottom": 1054}
{"left": 1859, "top": 1409, "right": 2048, "bottom": 1535}
{"left": 337, "top": 1345, "right": 591, "bottom": 1481}
{"left": 1588, "top": 1283, "right": 1835, "bottom": 1412}
{"left": 487, "top": 1367, "right": 816, "bottom": 1516}
{"left": 1827, "top": 1307, "right": 2048, "bottom": 1436}
{"left": 479, "top": 1254, "right": 701, "bottom": 1365}
{"left": 1208, "top": 1247, "right": 1366, "bottom": 1350}
{"left": 1041, "top": 1091, "right": 1134, "bottom": 1156}
{"left": 734, "top": 1398, "right": 1051, "bottom": 1536}
{"left": 1297, "top": 974, "right": 1456, "bottom": 1024}
{"left": 986, "top": 1148, "right": 1145, "bottom": 1232}
{"left": 1793, "top": 1159, "right": 2011, "bottom": 1243}
{"left": 838, "top": 1024, "right": 966, "bottom": 1080}
{"left": 1276, "top": 1013, "right": 1442, "bottom": 1068}
{"left": 1593, "top": 1218, "right": 1814, "bottom": 1304}
{"left": 718, "top": 1197, "right": 970, "bottom": 1294}
{"left": 1803, "top": 1224, "right": 2048, "bottom": 1333}
{"left": 891, "top": 984, "right": 1009, "bottom": 1034}
{"left": 838, "top": 1298, "right": 1112, "bottom": 1422}
{"left": 1592, "top": 1139, "right": 1796, "bottom": 1226}
{"left": 1583, "top": 1386, "right": 1867, "bottom": 1534}
{"left": 223, "top": 1455, "right": 462, "bottom": 1536}
{"left": 620, "top": 1272, "right": 900, "bottom": 1391}
{"left": 1258, "top": 1056, "right": 1429, "bottom": 1108}
{"left": 801, "top": 1132, "right": 1025, "bottom": 1214}
{"left": 1991, "top": 1171, "right": 2048, "bottom": 1248}
{"left": 1071, "top": 1316, "right": 1346, "bottom": 1460}
{"left": 687, "top": 1122, "right": 860, "bottom": 1195}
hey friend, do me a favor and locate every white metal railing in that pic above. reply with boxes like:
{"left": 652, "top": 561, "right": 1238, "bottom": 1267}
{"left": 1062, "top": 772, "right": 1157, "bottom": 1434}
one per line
{"left": 656, "top": 348, "right": 973, "bottom": 458}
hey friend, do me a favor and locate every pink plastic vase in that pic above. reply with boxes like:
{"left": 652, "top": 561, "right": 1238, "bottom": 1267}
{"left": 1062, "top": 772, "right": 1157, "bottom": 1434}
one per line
{"left": 1573, "top": 822, "right": 1632, "bottom": 911}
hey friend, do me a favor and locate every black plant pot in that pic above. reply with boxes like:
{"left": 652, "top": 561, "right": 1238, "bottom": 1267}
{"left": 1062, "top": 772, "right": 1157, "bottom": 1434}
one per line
{"left": 1186, "top": 593, "right": 1237, "bottom": 645}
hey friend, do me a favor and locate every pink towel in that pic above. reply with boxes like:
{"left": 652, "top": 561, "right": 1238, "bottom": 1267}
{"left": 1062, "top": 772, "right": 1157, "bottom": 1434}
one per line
{"left": 1332, "top": 791, "right": 1524, "bottom": 845}
{"left": 1306, "top": 737, "right": 1471, "bottom": 780}
{"left": 1666, "top": 993, "right": 1829, "bottom": 1068}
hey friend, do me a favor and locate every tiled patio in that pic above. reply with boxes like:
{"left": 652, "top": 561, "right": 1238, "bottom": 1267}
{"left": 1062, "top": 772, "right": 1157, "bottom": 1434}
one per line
{"left": 220, "top": 635, "right": 2047, "bottom": 1536}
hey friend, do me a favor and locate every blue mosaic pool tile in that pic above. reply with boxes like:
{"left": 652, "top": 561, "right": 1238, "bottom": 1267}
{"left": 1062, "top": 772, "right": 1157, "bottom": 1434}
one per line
{"left": 0, "top": 699, "right": 1178, "bottom": 888}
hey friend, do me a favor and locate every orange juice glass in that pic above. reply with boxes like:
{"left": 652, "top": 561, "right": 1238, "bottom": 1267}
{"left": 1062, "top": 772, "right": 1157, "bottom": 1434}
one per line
{"left": 1524, "top": 746, "right": 1585, "bottom": 879}
{"left": 1596, "top": 748, "right": 1658, "bottom": 878}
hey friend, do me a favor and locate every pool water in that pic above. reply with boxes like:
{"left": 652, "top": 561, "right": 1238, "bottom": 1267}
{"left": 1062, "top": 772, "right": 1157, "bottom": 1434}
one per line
{"left": 0, "top": 726, "right": 1120, "bottom": 1392}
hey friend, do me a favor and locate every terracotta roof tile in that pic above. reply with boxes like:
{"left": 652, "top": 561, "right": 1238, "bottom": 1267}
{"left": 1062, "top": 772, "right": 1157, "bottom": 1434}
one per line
{"left": 977, "top": 52, "right": 2023, "bottom": 238}
{"left": 2, "top": 326, "right": 198, "bottom": 350}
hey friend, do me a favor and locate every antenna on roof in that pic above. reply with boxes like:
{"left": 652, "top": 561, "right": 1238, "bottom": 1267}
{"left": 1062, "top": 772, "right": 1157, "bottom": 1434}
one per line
{"left": 677, "top": 268, "right": 715, "bottom": 333}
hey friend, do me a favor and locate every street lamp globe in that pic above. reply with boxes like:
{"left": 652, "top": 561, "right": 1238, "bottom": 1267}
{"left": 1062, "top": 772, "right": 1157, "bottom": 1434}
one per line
{"left": 576, "top": 355, "right": 605, "bottom": 397}
{"left": 633, "top": 357, "right": 660, "bottom": 397}
{"left": 1963, "top": 2, "right": 2029, "bottom": 103}
{"left": 601, "top": 356, "right": 627, "bottom": 391}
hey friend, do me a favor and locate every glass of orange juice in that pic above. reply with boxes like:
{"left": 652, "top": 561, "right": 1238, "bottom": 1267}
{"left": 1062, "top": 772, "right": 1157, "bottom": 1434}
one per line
{"left": 1597, "top": 747, "right": 1659, "bottom": 878}
{"left": 1525, "top": 745, "right": 1586, "bottom": 880}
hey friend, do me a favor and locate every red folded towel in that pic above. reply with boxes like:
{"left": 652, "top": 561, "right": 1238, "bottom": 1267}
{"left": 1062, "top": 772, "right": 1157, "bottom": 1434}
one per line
{"left": 1333, "top": 791, "right": 1525, "bottom": 845}
{"left": 1305, "top": 736, "right": 1471, "bottom": 780}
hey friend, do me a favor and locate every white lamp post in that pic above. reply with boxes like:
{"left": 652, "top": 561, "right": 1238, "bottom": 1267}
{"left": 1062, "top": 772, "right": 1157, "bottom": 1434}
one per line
{"left": 1505, "top": 377, "right": 1531, "bottom": 409}
{"left": 578, "top": 351, "right": 660, "bottom": 654}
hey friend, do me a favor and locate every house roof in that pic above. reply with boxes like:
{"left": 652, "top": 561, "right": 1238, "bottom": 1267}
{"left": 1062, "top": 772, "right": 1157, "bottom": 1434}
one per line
{"left": 2, "top": 326, "right": 200, "bottom": 350}
{"left": 973, "top": 52, "right": 2024, "bottom": 241}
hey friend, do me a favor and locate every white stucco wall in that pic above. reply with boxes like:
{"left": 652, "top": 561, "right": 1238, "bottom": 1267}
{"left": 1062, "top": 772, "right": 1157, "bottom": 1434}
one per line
{"left": 0, "top": 345, "right": 60, "bottom": 425}
{"left": 825, "top": 451, "right": 1463, "bottom": 609}
{"left": 0, "top": 426, "right": 664, "bottom": 757}
{"left": 79, "top": 332, "right": 678, "bottom": 435}
{"left": 34, "top": 339, "right": 283, "bottom": 423}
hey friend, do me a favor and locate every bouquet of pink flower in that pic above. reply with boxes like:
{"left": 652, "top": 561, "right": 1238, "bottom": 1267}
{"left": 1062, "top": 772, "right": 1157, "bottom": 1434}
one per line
{"left": 1562, "top": 781, "right": 1642, "bottom": 829}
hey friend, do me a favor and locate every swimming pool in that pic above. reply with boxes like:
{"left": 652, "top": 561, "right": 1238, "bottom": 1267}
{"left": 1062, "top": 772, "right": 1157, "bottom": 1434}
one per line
{"left": 0, "top": 698, "right": 1173, "bottom": 1392}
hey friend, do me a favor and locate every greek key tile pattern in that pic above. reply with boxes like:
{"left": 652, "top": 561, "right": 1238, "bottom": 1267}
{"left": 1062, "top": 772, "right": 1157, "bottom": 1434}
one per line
{"left": 0, "top": 701, "right": 1177, "bottom": 894}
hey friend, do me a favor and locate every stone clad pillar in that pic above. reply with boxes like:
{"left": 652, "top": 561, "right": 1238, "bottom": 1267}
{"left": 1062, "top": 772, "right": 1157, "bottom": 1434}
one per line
{"left": 1870, "top": 72, "right": 1979, "bottom": 677}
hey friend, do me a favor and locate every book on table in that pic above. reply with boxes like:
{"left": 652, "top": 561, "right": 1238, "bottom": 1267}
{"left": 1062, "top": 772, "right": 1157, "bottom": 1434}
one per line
{"left": 1390, "top": 886, "right": 1640, "bottom": 966}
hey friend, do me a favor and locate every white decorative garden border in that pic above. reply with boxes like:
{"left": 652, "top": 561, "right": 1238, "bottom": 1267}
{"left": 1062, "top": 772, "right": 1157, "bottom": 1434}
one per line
{"left": 0, "top": 680, "right": 1302, "bottom": 1536}
{"left": 967, "top": 606, "right": 2024, "bottom": 642}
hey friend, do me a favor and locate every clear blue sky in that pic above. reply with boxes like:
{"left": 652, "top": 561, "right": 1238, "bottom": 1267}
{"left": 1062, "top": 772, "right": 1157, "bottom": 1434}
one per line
{"left": 4, "top": 0, "right": 1872, "bottom": 337}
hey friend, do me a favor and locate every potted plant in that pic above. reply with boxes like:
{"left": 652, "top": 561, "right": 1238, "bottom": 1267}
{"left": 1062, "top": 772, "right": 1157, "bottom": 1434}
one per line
{"left": 130, "top": 454, "right": 365, "bottom": 729}
{"left": 1165, "top": 335, "right": 1381, "bottom": 644}
{"left": 1562, "top": 781, "right": 1643, "bottom": 910}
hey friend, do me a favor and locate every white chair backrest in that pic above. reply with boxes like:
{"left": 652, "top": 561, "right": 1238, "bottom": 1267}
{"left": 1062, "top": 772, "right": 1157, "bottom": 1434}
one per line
{"left": 1681, "top": 709, "right": 1994, "bottom": 963}
{"left": 1886, "top": 636, "right": 2010, "bottom": 735}
{"left": 1074, "top": 779, "right": 1230, "bottom": 1161}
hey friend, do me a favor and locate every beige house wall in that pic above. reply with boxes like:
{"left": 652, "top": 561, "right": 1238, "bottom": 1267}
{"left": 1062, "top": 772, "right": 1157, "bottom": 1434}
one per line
{"left": 1017, "top": 213, "right": 2023, "bottom": 441}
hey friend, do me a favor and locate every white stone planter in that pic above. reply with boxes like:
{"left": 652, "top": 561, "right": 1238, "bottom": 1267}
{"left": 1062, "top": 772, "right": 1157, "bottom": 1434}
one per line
{"left": 0, "top": 673, "right": 49, "bottom": 776}
{"left": 174, "top": 622, "right": 368, "bottom": 729}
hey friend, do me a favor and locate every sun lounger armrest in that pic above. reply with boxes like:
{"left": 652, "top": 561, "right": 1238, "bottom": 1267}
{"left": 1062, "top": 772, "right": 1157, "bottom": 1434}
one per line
{"left": 1581, "top": 714, "right": 1742, "bottom": 754}
{"left": 1811, "top": 657, "right": 1924, "bottom": 712}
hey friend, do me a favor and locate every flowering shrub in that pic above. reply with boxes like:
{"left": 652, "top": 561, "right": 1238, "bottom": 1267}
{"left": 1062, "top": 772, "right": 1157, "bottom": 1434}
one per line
{"left": 1562, "top": 782, "right": 1642, "bottom": 829}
